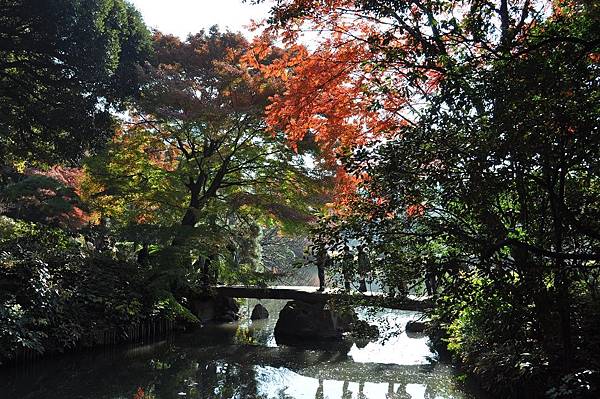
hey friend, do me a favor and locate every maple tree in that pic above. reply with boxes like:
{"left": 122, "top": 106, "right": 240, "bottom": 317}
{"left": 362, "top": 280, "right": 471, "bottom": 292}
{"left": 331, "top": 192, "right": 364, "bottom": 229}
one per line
{"left": 83, "top": 28, "right": 328, "bottom": 291}
{"left": 245, "top": 0, "right": 563, "bottom": 207}
{"left": 247, "top": 0, "right": 496, "bottom": 152}
{"left": 1, "top": 0, "right": 598, "bottom": 394}
{"left": 87, "top": 29, "right": 324, "bottom": 231}
{"left": 142, "top": 29, "right": 322, "bottom": 229}
{"left": 0, "top": 164, "right": 90, "bottom": 229}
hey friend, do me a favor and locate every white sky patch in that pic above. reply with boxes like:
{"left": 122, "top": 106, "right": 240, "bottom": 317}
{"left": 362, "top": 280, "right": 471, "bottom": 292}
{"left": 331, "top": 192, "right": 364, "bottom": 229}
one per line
{"left": 129, "top": 0, "right": 273, "bottom": 38}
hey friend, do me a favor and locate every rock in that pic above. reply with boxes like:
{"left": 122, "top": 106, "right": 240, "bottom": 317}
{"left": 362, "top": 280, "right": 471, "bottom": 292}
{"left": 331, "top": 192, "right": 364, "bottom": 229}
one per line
{"left": 274, "top": 334, "right": 354, "bottom": 352}
{"left": 190, "top": 297, "right": 216, "bottom": 323}
{"left": 336, "top": 307, "right": 359, "bottom": 333}
{"left": 351, "top": 319, "right": 380, "bottom": 339}
{"left": 274, "top": 300, "right": 357, "bottom": 341}
{"left": 189, "top": 295, "right": 240, "bottom": 323}
{"left": 406, "top": 320, "right": 429, "bottom": 333}
{"left": 250, "top": 303, "right": 269, "bottom": 320}
{"left": 222, "top": 296, "right": 240, "bottom": 314}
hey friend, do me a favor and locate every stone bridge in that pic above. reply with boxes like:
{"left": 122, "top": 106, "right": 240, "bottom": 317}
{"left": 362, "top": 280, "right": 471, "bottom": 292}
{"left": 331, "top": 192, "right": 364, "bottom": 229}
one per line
{"left": 212, "top": 285, "right": 432, "bottom": 311}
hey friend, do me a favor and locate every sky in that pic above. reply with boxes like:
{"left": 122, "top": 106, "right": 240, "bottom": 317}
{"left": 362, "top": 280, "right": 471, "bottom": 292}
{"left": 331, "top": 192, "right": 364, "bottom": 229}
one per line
{"left": 129, "top": 0, "right": 273, "bottom": 38}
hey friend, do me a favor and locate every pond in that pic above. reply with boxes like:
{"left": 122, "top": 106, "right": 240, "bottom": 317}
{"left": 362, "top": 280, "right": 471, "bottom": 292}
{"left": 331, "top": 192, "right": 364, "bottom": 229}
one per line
{"left": 0, "top": 299, "right": 484, "bottom": 399}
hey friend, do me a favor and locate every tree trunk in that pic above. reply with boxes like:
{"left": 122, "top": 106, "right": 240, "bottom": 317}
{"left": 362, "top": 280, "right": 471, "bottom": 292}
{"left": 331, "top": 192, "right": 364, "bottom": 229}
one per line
{"left": 549, "top": 164, "right": 572, "bottom": 366}
{"left": 172, "top": 186, "right": 202, "bottom": 247}
{"left": 181, "top": 188, "right": 201, "bottom": 227}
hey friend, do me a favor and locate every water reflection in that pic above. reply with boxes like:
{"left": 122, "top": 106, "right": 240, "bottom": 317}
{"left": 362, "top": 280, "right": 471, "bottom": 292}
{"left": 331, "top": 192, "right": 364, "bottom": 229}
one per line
{"left": 0, "top": 300, "right": 481, "bottom": 399}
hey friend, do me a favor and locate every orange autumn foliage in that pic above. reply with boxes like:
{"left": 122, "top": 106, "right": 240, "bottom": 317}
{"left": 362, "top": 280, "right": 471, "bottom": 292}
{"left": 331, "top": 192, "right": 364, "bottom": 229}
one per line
{"left": 27, "top": 166, "right": 91, "bottom": 228}
{"left": 328, "top": 166, "right": 361, "bottom": 214}
{"left": 243, "top": 0, "right": 444, "bottom": 209}
{"left": 133, "top": 388, "right": 144, "bottom": 399}
{"left": 244, "top": 0, "right": 442, "bottom": 161}
{"left": 406, "top": 203, "right": 426, "bottom": 218}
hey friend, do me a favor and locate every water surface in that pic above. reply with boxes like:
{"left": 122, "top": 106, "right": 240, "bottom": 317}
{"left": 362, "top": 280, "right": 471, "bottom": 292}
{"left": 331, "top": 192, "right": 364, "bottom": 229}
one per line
{"left": 0, "top": 299, "right": 482, "bottom": 399}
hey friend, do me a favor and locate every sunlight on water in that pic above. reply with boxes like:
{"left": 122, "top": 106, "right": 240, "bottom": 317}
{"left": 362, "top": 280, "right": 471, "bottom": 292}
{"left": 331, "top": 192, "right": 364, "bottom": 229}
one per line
{"left": 0, "top": 299, "right": 483, "bottom": 399}
{"left": 254, "top": 366, "right": 460, "bottom": 399}
{"left": 348, "top": 309, "right": 433, "bottom": 366}
{"left": 256, "top": 366, "right": 319, "bottom": 398}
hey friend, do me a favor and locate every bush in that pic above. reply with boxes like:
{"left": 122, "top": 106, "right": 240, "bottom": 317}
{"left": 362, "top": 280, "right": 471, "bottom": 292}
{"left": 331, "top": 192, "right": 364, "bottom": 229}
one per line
{"left": 0, "top": 218, "right": 149, "bottom": 363}
{"left": 546, "top": 370, "right": 600, "bottom": 399}
{"left": 441, "top": 276, "right": 553, "bottom": 396}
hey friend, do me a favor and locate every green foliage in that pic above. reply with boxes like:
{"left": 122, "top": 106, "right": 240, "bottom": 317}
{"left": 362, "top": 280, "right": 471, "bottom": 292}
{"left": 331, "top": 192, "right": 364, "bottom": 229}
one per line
{"left": 81, "top": 126, "right": 185, "bottom": 228}
{"left": 0, "top": 0, "right": 152, "bottom": 166}
{"left": 547, "top": 370, "right": 600, "bottom": 399}
{"left": 0, "top": 218, "right": 155, "bottom": 363}
{"left": 151, "top": 293, "right": 199, "bottom": 325}
{"left": 82, "top": 28, "right": 325, "bottom": 296}
{"left": 444, "top": 275, "right": 550, "bottom": 394}
{"left": 1, "top": 0, "right": 318, "bottom": 368}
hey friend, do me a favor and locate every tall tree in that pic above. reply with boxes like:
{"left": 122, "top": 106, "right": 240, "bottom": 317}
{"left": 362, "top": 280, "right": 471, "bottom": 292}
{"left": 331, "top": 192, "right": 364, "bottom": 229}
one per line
{"left": 84, "top": 29, "right": 327, "bottom": 287}
{"left": 0, "top": 0, "right": 152, "bottom": 166}
{"left": 137, "top": 29, "right": 319, "bottom": 231}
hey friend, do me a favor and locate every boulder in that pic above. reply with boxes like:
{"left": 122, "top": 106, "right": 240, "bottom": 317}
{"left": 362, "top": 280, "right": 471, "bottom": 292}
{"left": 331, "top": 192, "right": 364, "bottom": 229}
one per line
{"left": 336, "top": 307, "right": 359, "bottom": 333}
{"left": 190, "top": 297, "right": 216, "bottom": 322}
{"left": 274, "top": 300, "right": 357, "bottom": 341}
{"left": 189, "top": 295, "right": 240, "bottom": 323}
{"left": 351, "top": 319, "right": 380, "bottom": 339}
{"left": 218, "top": 296, "right": 239, "bottom": 315}
{"left": 406, "top": 320, "right": 429, "bottom": 333}
{"left": 250, "top": 303, "right": 269, "bottom": 320}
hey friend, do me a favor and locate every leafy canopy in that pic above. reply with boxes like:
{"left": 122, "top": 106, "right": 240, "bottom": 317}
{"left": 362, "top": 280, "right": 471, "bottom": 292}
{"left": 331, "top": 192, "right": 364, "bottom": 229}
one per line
{"left": 0, "top": 0, "right": 152, "bottom": 166}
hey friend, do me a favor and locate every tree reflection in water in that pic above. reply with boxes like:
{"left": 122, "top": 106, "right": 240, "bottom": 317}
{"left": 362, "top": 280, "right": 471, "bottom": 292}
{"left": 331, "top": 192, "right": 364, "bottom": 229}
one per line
{"left": 0, "top": 300, "right": 481, "bottom": 399}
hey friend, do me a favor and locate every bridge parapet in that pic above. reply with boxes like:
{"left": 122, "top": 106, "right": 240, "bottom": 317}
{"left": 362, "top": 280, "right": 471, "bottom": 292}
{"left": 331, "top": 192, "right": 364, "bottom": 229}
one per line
{"left": 212, "top": 285, "right": 432, "bottom": 311}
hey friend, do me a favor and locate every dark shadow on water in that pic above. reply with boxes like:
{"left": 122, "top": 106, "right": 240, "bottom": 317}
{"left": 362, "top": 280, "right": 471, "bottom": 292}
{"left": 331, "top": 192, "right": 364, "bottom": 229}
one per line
{"left": 274, "top": 334, "right": 354, "bottom": 354}
{"left": 0, "top": 301, "right": 486, "bottom": 399}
